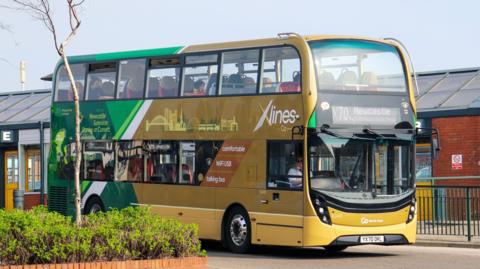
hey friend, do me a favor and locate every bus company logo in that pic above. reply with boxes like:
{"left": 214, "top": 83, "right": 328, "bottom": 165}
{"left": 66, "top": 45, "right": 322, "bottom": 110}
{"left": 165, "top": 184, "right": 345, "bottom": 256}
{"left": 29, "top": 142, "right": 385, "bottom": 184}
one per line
{"left": 253, "top": 100, "right": 299, "bottom": 132}
{"left": 360, "top": 217, "right": 384, "bottom": 225}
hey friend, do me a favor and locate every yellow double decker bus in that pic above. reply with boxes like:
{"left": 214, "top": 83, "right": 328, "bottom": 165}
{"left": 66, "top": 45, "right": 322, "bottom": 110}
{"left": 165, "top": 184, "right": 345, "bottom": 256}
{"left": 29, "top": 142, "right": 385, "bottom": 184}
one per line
{"left": 49, "top": 33, "right": 417, "bottom": 253}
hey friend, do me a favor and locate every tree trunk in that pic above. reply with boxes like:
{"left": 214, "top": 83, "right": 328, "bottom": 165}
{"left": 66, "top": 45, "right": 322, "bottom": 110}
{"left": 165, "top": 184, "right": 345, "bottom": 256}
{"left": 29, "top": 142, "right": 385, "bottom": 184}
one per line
{"left": 61, "top": 54, "right": 82, "bottom": 227}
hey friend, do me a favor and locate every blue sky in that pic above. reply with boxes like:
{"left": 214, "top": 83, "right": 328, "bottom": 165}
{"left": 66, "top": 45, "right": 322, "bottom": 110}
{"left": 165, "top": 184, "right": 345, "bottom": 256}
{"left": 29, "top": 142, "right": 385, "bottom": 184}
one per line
{"left": 0, "top": 0, "right": 479, "bottom": 93}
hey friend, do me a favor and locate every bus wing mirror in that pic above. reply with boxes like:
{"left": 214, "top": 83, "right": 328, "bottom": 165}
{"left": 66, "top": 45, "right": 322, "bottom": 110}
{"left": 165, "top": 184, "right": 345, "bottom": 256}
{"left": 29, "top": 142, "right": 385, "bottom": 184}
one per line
{"left": 416, "top": 127, "right": 441, "bottom": 160}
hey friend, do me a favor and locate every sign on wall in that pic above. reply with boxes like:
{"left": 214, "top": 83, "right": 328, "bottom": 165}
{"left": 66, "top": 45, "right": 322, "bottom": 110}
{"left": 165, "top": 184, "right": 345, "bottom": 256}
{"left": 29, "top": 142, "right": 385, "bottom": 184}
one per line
{"left": 0, "top": 130, "right": 16, "bottom": 143}
{"left": 451, "top": 154, "right": 463, "bottom": 170}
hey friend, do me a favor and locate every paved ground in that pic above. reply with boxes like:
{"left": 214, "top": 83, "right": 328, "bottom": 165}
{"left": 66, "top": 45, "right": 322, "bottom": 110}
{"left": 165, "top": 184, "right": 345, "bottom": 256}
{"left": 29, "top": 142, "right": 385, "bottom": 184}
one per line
{"left": 416, "top": 234, "right": 480, "bottom": 248}
{"left": 204, "top": 242, "right": 480, "bottom": 269}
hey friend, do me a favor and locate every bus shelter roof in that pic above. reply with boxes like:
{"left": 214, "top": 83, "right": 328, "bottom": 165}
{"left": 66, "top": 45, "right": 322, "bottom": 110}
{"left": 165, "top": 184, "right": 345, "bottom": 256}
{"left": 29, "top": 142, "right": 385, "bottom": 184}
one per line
{"left": 415, "top": 67, "right": 480, "bottom": 114}
{"left": 0, "top": 89, "right": 51, "bottom": 126}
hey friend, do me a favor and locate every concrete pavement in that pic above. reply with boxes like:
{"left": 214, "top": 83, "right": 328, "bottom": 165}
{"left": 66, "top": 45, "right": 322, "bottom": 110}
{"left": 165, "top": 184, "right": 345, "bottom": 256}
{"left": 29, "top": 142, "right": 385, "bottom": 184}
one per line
{"left": 415, "top": 234, "right": 480, "bottom": 249}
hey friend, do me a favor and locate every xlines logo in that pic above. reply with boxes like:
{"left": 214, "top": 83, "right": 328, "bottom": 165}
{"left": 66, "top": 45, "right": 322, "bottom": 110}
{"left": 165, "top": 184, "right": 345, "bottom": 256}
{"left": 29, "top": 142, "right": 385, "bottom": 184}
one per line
{"left": 253, "top": 100, "right": 298, "bottom": 132}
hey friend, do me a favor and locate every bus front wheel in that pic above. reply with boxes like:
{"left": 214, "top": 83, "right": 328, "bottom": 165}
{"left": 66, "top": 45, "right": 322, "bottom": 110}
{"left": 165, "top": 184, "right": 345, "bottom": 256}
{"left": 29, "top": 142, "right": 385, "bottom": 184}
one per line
{"left": 224, "top": 206, "right": 251, "bottom": 253}
{"left": 83, "top": 196, "right": 104, "bottom": 214}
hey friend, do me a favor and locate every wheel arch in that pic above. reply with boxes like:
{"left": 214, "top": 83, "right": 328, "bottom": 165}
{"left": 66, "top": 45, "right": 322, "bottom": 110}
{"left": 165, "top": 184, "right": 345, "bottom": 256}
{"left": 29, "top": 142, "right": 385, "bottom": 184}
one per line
{"left": 220, "top": 202, "right": 250, "bottom": 246}
{"left": 82, "top": 194, "right": 105, "bottom": 214}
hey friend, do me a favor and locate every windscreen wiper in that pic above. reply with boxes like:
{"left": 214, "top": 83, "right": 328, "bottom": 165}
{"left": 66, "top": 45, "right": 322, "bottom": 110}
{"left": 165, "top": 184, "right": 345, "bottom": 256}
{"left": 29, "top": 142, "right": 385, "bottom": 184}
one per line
{"left": 319, "top": 124, "right": 348, "bottom": 139}
{"left": 363, "top": 128, "right": 384, "bottom": 138}
{"left": 319, "top": 124, "right": 374, "bottom": 141}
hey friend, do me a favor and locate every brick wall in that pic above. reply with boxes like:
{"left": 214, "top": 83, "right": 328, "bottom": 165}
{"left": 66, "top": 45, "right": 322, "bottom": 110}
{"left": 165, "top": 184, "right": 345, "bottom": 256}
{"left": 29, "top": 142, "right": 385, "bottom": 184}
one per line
{"left": 24, "top": 193, "right": 47, "bottom": 210}
{"left": 432, "top": 115, "right": 480, "bottom": 183}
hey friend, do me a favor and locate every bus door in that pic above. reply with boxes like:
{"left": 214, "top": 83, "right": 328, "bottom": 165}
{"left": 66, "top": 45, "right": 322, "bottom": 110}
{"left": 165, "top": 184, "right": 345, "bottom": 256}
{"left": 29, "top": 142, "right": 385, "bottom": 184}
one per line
{"left": 175, "top": 141, "right": 217, "bottom": 238}
{"left": 256, "top": 141, "right": 304, "bottom": 246}
{"left": 4, "top": 151, "right": 19, "bottom": 210}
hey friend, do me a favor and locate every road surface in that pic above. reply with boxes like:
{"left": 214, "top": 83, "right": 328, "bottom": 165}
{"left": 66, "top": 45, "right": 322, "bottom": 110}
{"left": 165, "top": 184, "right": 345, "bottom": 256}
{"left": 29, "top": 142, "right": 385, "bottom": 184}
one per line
{"left": 203, "top": 241, "right": 480, "bottom": 269}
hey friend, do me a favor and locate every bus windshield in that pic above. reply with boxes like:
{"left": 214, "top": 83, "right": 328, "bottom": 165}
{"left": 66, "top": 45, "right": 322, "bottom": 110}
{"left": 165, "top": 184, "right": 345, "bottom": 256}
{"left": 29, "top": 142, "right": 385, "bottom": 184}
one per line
{"left": 310, "top": 40, "right": 407, "bottom": 93}
{"left": 308, "top": 133, "right": 414, "bottom": 202}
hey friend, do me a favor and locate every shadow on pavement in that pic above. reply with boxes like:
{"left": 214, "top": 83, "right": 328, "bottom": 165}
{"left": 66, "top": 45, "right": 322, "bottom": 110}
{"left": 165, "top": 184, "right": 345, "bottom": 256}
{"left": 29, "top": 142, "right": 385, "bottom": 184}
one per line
{"left": 201, "top": 240, "right": 398, "bottom": 260}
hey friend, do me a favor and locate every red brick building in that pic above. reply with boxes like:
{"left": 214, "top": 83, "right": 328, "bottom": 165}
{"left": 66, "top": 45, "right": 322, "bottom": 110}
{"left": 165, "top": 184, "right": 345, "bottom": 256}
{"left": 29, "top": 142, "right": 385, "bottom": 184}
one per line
{"left": 416, "top": 67, "right": 480, "bottom": 185}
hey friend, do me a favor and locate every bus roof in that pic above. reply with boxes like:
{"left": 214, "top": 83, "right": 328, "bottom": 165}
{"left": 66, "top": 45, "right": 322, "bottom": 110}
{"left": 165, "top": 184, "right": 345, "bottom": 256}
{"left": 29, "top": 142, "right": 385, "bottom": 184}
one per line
{"left": 64, "top": 34, "right": 392, "bottom": 64}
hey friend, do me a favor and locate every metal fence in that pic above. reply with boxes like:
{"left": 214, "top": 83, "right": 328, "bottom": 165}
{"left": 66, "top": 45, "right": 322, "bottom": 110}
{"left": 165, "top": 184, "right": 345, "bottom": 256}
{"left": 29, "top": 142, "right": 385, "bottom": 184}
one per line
{"left": 416, "top": 184, "right": 480, "bottom": 241}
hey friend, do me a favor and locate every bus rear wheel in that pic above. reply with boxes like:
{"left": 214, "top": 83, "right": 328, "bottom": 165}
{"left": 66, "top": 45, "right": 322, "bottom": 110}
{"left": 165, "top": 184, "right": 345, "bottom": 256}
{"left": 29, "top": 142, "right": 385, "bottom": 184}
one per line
{"left": 83, "top": 196, "right": 104, "bottom": 214}
{"left": 224, "top": 206, "right": 251, "bottom": 253}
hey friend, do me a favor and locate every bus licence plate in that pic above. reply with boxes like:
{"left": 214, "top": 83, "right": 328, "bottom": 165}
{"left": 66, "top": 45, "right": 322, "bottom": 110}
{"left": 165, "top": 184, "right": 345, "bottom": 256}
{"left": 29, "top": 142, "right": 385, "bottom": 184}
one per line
{"left": 360, "top": 235, "right": 385, "bottom": 243}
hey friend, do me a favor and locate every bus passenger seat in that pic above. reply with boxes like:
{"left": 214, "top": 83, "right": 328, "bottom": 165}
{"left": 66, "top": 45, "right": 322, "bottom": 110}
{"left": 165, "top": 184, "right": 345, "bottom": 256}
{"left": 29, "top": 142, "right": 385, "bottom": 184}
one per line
{"left": 183, "top": 76, "right": 194, "bottom": 95}
{"left": 318, "top": 71, "right": 335, "bottom": 90}
{"left": 242, "top": 76, "right": 256, "bottom": 94}
{"left": 161, "top": 76, "right": 178, "bottom": 97}
{"left": 228, "top": 74, "right": 244, "bottom": 88}
{"left": 279, "top": 81, "right": 301, "bottom": 93}
{"left": 337, "top": 70, "right": 358, "bottom": 90}
{"left": 100, "top": 81, "right": 115, "bottom": 99}
{"left": 262, "top": 77, "right": 276, "bottom": 93}
{"left": 361, "top": 72, "right": 379, "bottom": 91}
{"left": 147, "top": 78, "right": 160, "bottom": 97}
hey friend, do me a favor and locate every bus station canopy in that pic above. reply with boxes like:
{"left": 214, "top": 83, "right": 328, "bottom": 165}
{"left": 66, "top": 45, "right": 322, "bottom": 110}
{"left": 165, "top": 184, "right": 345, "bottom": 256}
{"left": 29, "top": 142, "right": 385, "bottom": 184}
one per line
{"left": 0, "top": 89, "right": 51, "bottom": 126}
{"left": 415, "top": 67, "right": 480, "bottom": 113}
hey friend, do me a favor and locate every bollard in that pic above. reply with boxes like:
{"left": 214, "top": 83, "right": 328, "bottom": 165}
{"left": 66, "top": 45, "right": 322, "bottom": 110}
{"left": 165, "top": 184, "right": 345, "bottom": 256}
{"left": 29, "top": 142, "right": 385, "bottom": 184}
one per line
{"left": 13, "top": 189, "right": 24, "bottom": 210}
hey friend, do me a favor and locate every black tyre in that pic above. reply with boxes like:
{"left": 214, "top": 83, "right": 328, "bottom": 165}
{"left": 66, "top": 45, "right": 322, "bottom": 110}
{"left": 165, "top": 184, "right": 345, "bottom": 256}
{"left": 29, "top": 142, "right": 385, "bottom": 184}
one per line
{"left": 83, "top": 196, "right": 104, "bottom": 214}
{"left": 324, "top": 245, "right": 348, "bottom": 253}
{"left": 224, "top": 206, "right": 251, "bottom": 253}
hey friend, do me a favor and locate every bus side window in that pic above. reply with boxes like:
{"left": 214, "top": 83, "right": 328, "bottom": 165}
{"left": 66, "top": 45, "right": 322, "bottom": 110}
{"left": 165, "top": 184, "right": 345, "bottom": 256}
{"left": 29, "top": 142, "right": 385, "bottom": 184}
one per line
{"left": 144, "top": 141, "right": 178, "bottom": 183}
{"left": 182, "top": 65, "right": 218, "bottom": 97}
{"left": 117, "top": 59, "right": 146, "bottom": 99}
{"left": 146, "top": 68, "right": 180, "bottom": 98}
{"left": 194, "top": 141, "right": 222, "bottom": 185}
{"left": 85, "top": 62, "right": 117, "bottom": 100}
{"left": 116, "top": 141, "right": 144, "bottom": 182}
{"left": 54, "top": 64, "right": 86, "bottom": 102}
{"left": 179, "top": 142, "right": 195, "bottom": 184}
{"left": 220, "top": 49, "right": 259, "bottom": 96}
{"left": 83, "top": 141, "right": 114, "bottom": 181}
{"left": 267, "top": 141, "right": 303, "bottom": 190}
{"left": 260, "top": 47, "right": 301, "bottom": 94}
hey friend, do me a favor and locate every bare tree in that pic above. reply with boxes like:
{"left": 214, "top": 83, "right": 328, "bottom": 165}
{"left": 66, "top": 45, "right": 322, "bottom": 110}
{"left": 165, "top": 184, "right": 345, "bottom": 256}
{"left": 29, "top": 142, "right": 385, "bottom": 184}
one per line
{"left": 4, "top": 0, "right": 85, "bottom": 226}
{"left": 0, "top": 22, "right": 18, "bottom": 65}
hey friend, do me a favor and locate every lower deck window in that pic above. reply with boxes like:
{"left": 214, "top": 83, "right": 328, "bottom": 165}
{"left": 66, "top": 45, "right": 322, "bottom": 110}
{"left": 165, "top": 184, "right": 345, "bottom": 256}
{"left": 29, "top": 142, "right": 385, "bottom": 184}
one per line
{"left": 84, "top": 141, "right": 114, "bottom": 181}
{"left": 267, "top": 141, "right": 303, "bottom": 190}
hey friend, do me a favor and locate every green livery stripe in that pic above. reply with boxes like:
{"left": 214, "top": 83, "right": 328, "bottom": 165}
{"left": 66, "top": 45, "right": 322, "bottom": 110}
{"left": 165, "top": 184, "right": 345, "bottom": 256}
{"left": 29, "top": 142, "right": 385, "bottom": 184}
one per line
{"left": 62, "top": 46, "right": 184, "bottom": 66}
{"left": 81, "top": 181, "right": 92, "bottom": 195}
{"left": 95, "top": 46, "right": 184, "bottom": 61}
{"left": 308, "top": 111, "right": 317, "bottom": 128}
{"left": 113, "top": 100, "right": 144, "bottom": 140}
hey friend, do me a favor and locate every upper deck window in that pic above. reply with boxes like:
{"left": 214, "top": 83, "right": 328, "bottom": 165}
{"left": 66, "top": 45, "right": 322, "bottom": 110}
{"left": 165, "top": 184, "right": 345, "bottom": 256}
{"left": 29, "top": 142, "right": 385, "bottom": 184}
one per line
{"left": 182, "top": 54, "right": 219, "bottom": 97}
{"left": 185, "top": 54, "right": 218, "bottom": 65}
{"left": 85, "top": 62, "right": 117, "bottom": 101}
{"left": 54, "top": 64, "right": 86, "bottom": 102}
{"left": 146, "top": 57, "right": 181, "bottom": 98}
{"left": 220, "top": 49, "right": 260, "bottom": 96}
{"left": 260, "top": 47, "right": 301, "bottom": 94}
{"left": 310, "top": 40, "right": 407, "bottom": 93}
{"left": 117, "top": 59, "right": 146, "bottom": 99}
{"left": 182, "top": 64, "right": 218, "bottom": 97}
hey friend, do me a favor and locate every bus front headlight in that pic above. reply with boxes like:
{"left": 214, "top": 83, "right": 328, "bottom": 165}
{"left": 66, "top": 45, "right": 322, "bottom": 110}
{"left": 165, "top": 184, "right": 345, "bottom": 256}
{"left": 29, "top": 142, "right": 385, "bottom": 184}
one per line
{"left": 406, "top": 198, "right": 416, "bottom": 224}
{"left": 312, "top": 195, "right": 331, "bottom": 225}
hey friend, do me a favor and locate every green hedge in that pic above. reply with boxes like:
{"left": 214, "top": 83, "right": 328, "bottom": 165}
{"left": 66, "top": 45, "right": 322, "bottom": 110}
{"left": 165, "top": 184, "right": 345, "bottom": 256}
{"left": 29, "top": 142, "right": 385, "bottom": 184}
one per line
{"left": 0, "top": 206, "right": 205, "bottom": 265}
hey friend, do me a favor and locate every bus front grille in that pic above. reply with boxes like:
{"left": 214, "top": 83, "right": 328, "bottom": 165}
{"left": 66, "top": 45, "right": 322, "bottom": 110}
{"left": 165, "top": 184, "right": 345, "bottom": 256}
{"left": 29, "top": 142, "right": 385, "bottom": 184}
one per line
{"left": 48, "top": 186, "right": 68, "bottom": 215}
